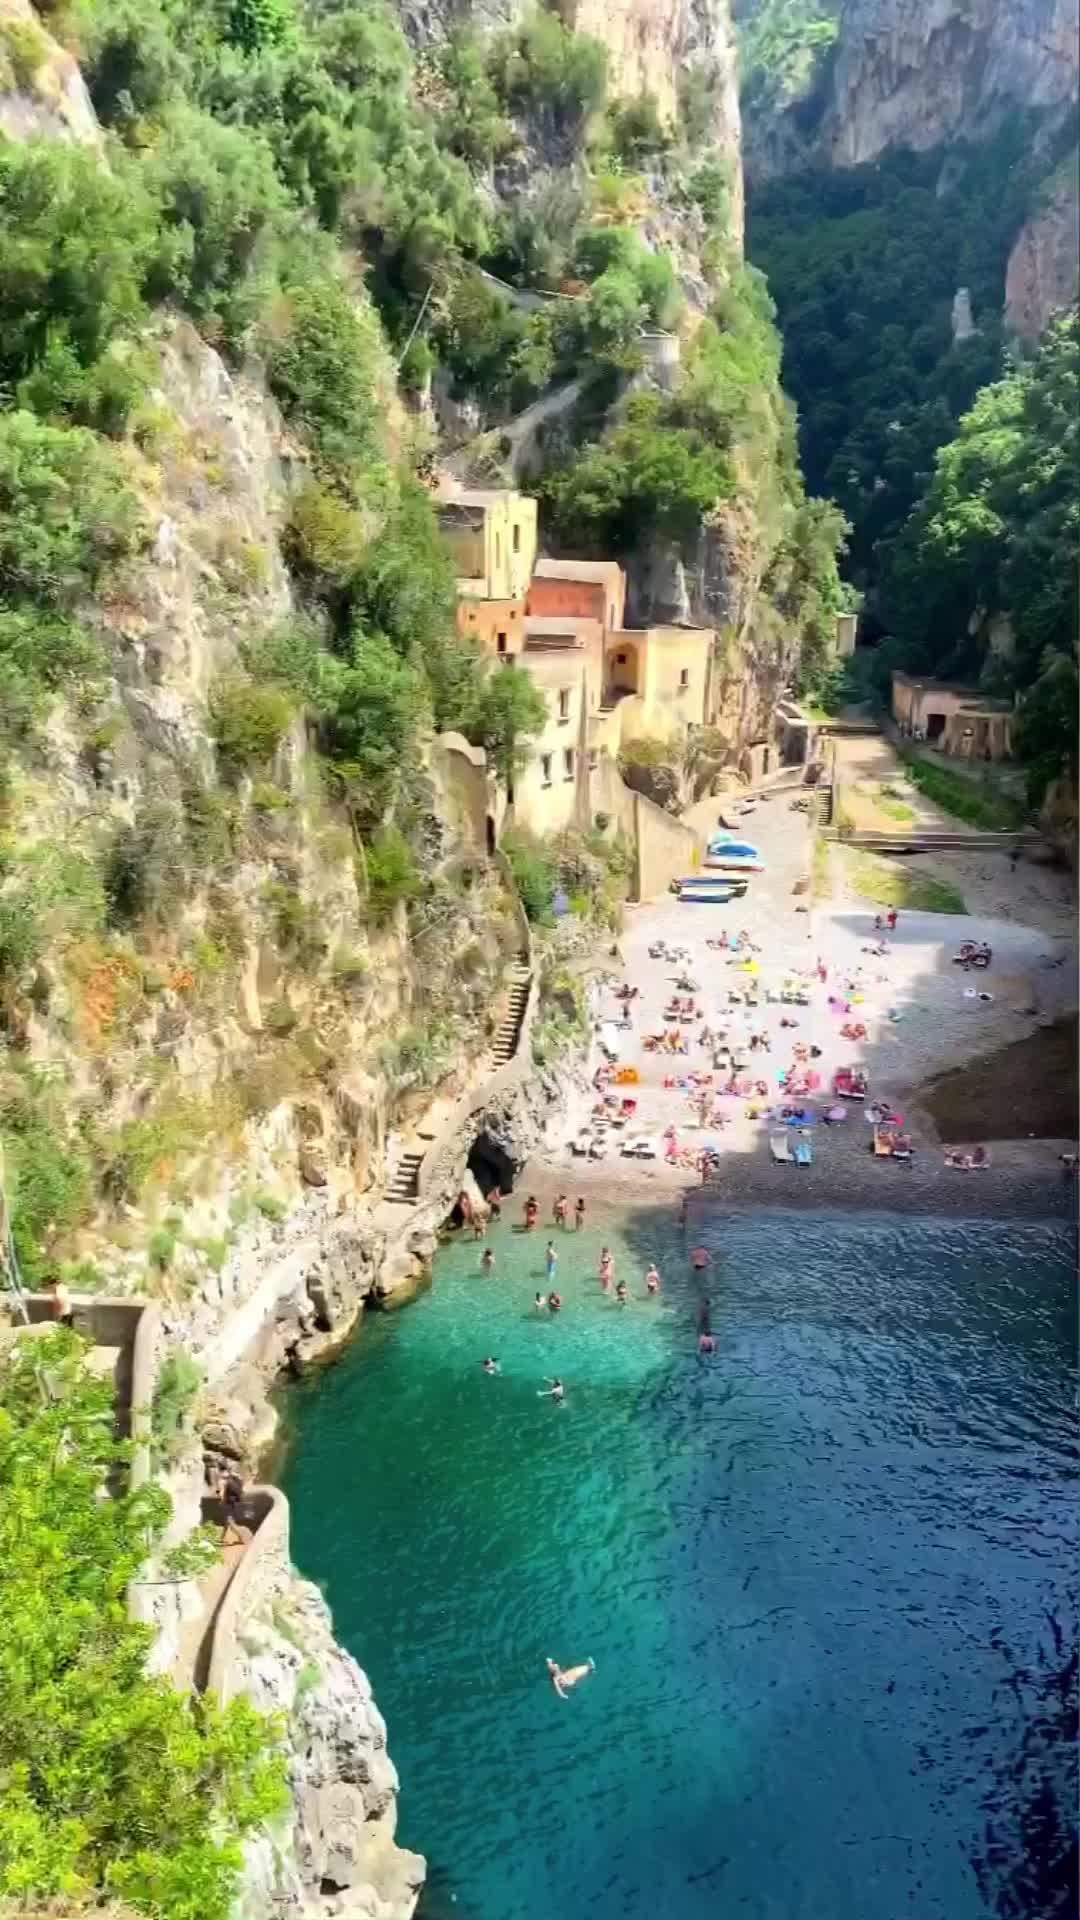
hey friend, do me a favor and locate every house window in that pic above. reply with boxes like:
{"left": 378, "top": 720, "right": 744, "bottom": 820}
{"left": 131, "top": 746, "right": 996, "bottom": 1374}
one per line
{"left": 513, "top": 523, "right": 521, "bottom": 553}
{"left": 588, "top": 748, "right": 599, "bottom": 771}
{"left": 564, "top": 749, "right": 575, "bottom": 781}
{"left": 558, "top": 688, "right": 571, "bottom": 721}
{"left": 540, "top": 753, "right": 553, "bottom": 787}
{"left": 496, "top": 631, "right": 508, "bottom": 655}
{"left": 616, "top": 652, "right": 627, "bottom": 665}
{"left": 679, "top": 667, "right": 690, "bottom": 689}
{"left": 494, "top": 533, "right": 501, "bottom": 570}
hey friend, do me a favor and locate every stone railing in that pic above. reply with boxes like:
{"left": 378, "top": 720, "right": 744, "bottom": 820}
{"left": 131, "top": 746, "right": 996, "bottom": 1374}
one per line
{"left": 202, "top": 1484, "right": 290, "bottom": 1703}
{"left": 21, "top": 1293, "right": 159, "bottom": 1490}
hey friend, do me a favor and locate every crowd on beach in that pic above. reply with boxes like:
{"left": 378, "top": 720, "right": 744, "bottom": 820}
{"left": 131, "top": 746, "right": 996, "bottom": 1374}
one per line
{"left": 569, "top": 911, "right": 946, "bottom": 1174}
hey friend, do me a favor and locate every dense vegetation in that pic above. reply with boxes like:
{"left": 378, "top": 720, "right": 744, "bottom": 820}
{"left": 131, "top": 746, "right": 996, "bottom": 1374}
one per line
{"left": 881, "top": 310, "right": 1079, "bottom": 802}
{"left": 747, "top": 124, "right": 1067, "bottom": 584}
{"left": 0, "top": 1330, "right": 285, "bottom": 1919}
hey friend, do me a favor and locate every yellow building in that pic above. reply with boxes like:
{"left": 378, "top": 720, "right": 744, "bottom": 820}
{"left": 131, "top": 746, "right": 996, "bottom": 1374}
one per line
{"left": 602, "top": 624, "right": 715, "bottom": 743}
{"left": 434, "top": 485, "right": 538, "bottom": 603}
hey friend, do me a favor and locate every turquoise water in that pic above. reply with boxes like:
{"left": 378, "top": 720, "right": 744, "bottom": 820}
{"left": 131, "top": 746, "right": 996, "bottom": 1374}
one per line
{"left": 282, "top": 1208, "right": 1077, "bottom": 1920}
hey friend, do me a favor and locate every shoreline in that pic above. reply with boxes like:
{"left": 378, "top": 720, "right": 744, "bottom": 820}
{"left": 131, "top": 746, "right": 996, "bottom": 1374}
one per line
{"left": 518, "top": 1138, "right": 1078, "bottom": 1227}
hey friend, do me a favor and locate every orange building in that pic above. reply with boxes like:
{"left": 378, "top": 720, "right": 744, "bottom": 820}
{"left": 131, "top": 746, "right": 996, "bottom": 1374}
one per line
{"left": 456, "top": 597, "right": 525, "bottom": 657}
{"left": 527, "top": 558, "right": 626, "bottom": 633}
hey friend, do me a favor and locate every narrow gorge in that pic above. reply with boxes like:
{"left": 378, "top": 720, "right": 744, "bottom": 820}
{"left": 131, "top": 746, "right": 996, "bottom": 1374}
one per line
{"left": 0, "top": 0, "right": 1075, "bottom": 1915}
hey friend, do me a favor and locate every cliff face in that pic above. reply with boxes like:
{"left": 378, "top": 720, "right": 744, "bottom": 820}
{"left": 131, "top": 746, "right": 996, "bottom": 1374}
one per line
{"left": 739, "top": 0, "right": 1079, "bottom": 180}
{"left": 1005, "top": 153, "right": 1080, "bottom": 340}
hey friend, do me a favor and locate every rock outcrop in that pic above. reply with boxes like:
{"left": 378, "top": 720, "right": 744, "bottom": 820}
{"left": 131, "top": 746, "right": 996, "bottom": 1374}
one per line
{"left": 739, "top": 0, "right": 1079, "bottom": 181}
{"left": 1005, "top": 155, "right": 1080, "bottom": 340}
{"left": 232, "top": 1572, "right": 426, "bottom": 1920}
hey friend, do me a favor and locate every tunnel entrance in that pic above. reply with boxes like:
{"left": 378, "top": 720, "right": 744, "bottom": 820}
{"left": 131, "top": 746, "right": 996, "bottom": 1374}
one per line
{"left": 467, "top": 1130, "right": 517, "bottom": 1200}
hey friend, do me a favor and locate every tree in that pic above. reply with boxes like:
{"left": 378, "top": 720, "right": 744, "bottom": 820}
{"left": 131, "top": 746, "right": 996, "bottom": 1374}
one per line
{"left": 0, "top": 1332, "right": 285, "bottom": 1918}
{"left": 462, "top": 663, "right": 546, "bottom": 800}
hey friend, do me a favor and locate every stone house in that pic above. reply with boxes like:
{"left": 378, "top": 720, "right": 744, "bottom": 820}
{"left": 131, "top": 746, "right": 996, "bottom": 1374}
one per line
{"left": 891, "top": 672, "right": 1014, "bottom": 760}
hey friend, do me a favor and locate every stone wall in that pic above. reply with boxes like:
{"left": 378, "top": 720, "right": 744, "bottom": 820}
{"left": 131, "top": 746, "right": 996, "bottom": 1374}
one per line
{"left": 633, "top": 790, "right": 704, "bottom": 898}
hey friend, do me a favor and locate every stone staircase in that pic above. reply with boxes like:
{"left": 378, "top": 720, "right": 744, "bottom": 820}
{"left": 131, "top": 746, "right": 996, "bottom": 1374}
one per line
{"left": 382, "top": 960, "right": 533, "bottom": 1208}
{"left": 493, "top": 962, "right": 531, "bottom": 1066}
{"left": 384, "top": 1148, "right": 425, "bottom": 1206}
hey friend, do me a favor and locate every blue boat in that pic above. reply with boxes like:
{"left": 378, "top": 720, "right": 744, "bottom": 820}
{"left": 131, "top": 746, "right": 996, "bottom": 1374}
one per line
{"left": 704, "top": 836, "right": 764, "bottom": 873}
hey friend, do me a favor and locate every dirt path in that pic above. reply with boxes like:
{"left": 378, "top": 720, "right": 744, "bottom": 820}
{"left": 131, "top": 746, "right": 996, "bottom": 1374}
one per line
{"left": 830, "top": 732, "right": 1075, "bottom": 940}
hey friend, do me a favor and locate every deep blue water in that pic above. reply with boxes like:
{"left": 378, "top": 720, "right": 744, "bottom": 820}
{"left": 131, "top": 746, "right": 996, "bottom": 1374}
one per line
{"left": 282, "top": 1210, "right": 1077, "bottom": 1920}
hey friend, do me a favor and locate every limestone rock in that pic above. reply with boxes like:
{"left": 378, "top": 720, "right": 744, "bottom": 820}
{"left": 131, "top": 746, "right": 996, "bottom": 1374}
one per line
{"left": 741, "top": 0, "right": 1079, "bottom": 182}
{"left": 1005, "top": 159, "right": 1080, "bottom": 340}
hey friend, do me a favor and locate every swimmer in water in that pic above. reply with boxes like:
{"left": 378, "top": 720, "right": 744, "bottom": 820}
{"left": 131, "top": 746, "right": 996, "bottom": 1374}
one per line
{"left": 598, "top": 1247, "right": 614, "bottom": 1290}
{"left": 482, "top": 1356, "right": 500, "bottom": 1374}
{"left": 690, "top": 1246, "right": 711, "bottom": 1273}
{"left": 547, "top": 1291, "right": 562, "bottom": 1314}
{"left": 645, "top": 1263, "right": 661, "bottom": 1294}
{"left": 480, "top": 1248, "right": 495, "bottom": 1273}
{"left": 698, "top": 1331, "right": 715, "bottom": 1356}
{"left": 545, "top": 1241, "right": 558, "bottom": 1281}
{"left": 615, "top": 1279, "right": 628, "bottom": 1305}
{"left": 535, "top": 1292, "right": 545, "bottom": 1312}
{"left": 546, "top": 1656, "right": 595, "bottom": 1698}
{"left": 538, "top": 1377, "right": 565, "bottom": 1401}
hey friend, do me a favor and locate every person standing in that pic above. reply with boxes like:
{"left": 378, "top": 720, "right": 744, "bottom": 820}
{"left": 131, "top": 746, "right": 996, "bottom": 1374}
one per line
{"left": 524, "top": 1195, "right": 539, "bottom": 1230}
{"left": 553, "top": 1194, "right": 569, "bottom": 1229}
{"left": 481, "top": 1248, "right": 495, "bottom": 1274}
{"left": 545, "top": 1241, "right": 558, "bottom": 1285}
{"left": 574, "top": 1197, "right": 586, "bottom": 1231}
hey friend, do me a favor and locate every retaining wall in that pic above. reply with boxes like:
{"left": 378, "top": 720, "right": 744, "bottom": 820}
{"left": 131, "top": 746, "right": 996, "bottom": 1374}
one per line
{"left": 634, "top": 791, "right": 703, "bottom": 900}
{"left": 22, "top": 1293, "right": 158, "bottom": 1489}
{"left": 204, "top": 1485, "right": 290, "bottom": 1703}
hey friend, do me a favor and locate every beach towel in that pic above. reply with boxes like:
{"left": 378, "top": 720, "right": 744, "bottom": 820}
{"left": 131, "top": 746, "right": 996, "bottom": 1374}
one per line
{"left": 770, "top": 1132, "right": 792, "bottom": 1164}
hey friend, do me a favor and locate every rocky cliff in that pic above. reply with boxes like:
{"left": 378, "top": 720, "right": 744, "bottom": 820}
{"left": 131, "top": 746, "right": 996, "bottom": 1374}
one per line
{"left": 1005, "top": 151, "right": 1080, "bottom": 340}
{"left": 738, "top": 0, "right": 1079, "bottom": 181}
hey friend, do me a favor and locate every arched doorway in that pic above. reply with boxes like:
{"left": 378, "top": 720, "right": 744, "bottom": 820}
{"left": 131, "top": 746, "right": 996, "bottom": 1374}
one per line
{"left": 606, "top": 640, "right": 640, "bottom": 700}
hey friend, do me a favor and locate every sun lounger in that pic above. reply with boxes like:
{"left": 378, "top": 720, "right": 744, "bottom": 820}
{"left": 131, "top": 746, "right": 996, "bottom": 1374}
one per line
{"left": 770, "top": 1132, "right": 792, "bottom": 1164}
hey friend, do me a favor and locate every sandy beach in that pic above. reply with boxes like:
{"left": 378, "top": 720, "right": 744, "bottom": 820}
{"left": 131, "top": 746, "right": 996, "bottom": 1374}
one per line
{"left": 525, "top": 760, "right": 1077, "bottom": 1226}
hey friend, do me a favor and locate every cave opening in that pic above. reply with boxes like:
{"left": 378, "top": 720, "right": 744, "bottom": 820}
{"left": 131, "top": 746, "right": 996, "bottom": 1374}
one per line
{"left": 467, "top": 1131, "right": 517, "bottom": 1200}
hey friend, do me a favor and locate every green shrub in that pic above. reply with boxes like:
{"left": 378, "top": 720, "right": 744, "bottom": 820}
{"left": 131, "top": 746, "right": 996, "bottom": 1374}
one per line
{"left": 603, "top": 92, "right": 670, "bottom": 163}
{"left": 0, "top": 141, "right": 156, "bottom": 399}
{"left": 284, "top": 480, "right": 367, "bottom": 589}
{"left": 265, "top": 996, "right": 297, "bottom": 1034}
{"left": 253, "top": 1188, "right": 287, "bottom": 1222}
{"left": 250, "top": 780, "right": 291, "bottom": 814}
{"left": 210, "top": 679, "right": 294, "bottom": 775}
{"left": 543, "top": 392, "right": 731, "bottom": 550}
{"left": 0, "top": 1099, "right": 93, "bottom": 1281}
{"left": 151, "top": 1348, "right": 203, "bottom": 1455}
{"left": 160, "top": 1522, "right": 222, "bottom": 1580}
{"left": 147, "top": 1224, "right": 177, "bottom": 1271}
{"left": 1, "top": 18, "right": 49, "bottom": 85}
{"left": 363, "top": 824, "right": 420, "bottom": 920}
{"left": 0, "top": 1334, "right": 286, "bottom": 1917}
{"left": 489, "top": 7, "right": 607, "bottom": 122}
{"left": 260, "top": 271, "right": 389, "bottom": 497}
{"left": 0, "top": 410, "right": 141, "bottom": 608}
{"left": 503, "top": 831, "right": 556, "bottom": 926}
